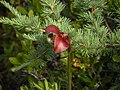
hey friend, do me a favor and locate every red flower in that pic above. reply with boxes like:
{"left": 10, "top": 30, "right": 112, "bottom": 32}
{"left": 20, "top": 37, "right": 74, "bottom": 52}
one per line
{"left": 45, "top": 25, "right": 60, "bottom": 35}
{"left": 54, "top": 34, "right": 70, "bottom": 53}
{"left": 45, "top": 25, "right": 70, "bottom": 53}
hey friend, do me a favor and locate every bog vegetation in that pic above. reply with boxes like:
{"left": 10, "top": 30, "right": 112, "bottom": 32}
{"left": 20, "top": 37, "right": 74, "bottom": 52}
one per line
{"left": 0, "top": 0, "right": 120, "bottom": 90}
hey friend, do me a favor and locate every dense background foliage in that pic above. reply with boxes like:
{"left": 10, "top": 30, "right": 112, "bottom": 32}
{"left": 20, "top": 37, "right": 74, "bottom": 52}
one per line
{"left": 0, "top": 0, "right": 120, "bottom": 90}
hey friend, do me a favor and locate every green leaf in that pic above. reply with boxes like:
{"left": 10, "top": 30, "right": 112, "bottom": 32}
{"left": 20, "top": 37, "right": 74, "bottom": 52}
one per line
{"left": 28, "top": 10, "right": 34, "bottom": 17}
{"left": 112, "top": 55, "right": 120, "bottom": 63}
{"left": 21, "top": 40, "right": 33, "bottom": 51}
{"left": 36, "top": 2, "right": 42, "bottom": 13}
{"left": 16, "top": 6, "right": 28, "bottom": 15}
{"left": 44, "top": 79, "right": 49, "bottom": 90}
{"left": 11, "top": 62, "right": 31, "bottom": 72}
{"left": 38, "top": 81, "right": 45, "bottom": 89}
{"left": 20, "top": 86, "right": 29, "bottom": 90}
{"left": 33, "top": 82, "right": 44, "bottom": 90}
{"left": 54, "top": 82, "right": 58, "bottom": 90}
{"left": 79, "top": 73, "right": 91, "bottom": 83}
{"left": 9, "top": 57, "right": 21, "bottom": 65}
{"left": 17, "top": 52, "right": 28, "bottom": 63}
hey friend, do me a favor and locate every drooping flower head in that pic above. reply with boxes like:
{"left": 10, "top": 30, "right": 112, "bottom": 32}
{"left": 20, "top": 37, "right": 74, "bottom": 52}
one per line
{"left": 45, "top": 25, "right": 70, "bottom": 53}
{"left": 45, "top": 25, "right": 61, "bottom": 35}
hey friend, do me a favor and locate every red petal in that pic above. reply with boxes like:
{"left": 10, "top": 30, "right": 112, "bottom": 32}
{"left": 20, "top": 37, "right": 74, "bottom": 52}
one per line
{"left": 45, "top": 25, "right": 60, "bottom": 35}
{"left": 54, "top": 34, "right": 70, "bottom": 53}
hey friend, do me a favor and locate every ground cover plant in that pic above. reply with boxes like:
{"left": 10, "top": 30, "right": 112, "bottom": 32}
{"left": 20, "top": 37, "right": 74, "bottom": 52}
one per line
{"left": 0, "top": 0, "right": 120, "bottom": 90}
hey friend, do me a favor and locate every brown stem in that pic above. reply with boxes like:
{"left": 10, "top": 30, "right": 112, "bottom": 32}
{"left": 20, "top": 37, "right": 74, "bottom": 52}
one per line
{"left": 50, "top": 5, "right": 54, "bottom": 14}
{"left": 35, "top": 48, "right": 48, "bottom": 60}
{"left": 92, "top": 0, "right": 94, "bottom": 14}
{"left": 104, "top": 17, "right": 112, "bottom": 33}
{"left": 68, "top": 36, "right": 72, "bottom": 90}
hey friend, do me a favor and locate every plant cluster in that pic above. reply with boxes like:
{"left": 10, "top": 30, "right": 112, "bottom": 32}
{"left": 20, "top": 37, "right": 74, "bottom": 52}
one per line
{"left": 0, "top": 0, "right": 120, "bottom": 90}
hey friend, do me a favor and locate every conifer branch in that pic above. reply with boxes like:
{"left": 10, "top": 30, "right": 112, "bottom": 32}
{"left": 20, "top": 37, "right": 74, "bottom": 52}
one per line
{"left": 0, "top": 0, "right": 21, "bottom": 17}
{"left": 1, "top": 0, "right": 120, "bottom": 57}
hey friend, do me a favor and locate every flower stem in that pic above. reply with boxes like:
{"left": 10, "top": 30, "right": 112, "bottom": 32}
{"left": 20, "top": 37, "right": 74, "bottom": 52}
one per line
{"left": 68, "top": 37, "right": 72, "bottom": 90}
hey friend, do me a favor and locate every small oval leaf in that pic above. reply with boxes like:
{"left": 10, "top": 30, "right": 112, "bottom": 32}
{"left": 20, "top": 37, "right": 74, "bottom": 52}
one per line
{"left": 9, "top": 57, "right": 21, "bottom": 65}
{"left": 16, "top": 6, "right": 28, "bottom": 15}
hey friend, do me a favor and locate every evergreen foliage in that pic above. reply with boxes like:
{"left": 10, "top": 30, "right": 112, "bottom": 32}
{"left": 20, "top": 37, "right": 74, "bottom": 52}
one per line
{"left": 1, "top": 0, "right": 120, "bottom": 89}
{"left": 1, "top": 0, "right": 120, "bottom": 57}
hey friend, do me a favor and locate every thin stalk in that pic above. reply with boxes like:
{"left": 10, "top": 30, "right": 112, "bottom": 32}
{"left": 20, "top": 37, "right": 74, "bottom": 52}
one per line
{"left": 68, "top": 37, "right": 72, "bottom": 90}
{"left": 34, "top": 48, "right": 48, "bottom": 61}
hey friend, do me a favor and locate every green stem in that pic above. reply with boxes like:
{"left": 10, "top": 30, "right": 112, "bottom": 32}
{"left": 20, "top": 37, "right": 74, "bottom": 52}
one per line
{"left": 68, "top": 38, "right": 72, "bottom": 90}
